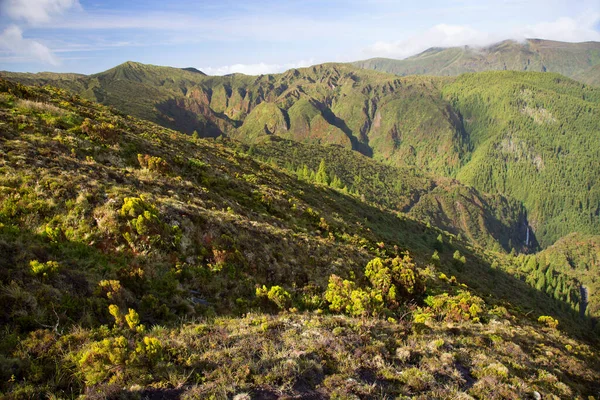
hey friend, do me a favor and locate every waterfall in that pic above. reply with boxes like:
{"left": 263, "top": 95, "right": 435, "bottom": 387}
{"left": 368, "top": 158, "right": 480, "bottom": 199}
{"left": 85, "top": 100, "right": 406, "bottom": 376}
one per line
{"left": 525, "top": 226, "right": 530, "bottom": 246}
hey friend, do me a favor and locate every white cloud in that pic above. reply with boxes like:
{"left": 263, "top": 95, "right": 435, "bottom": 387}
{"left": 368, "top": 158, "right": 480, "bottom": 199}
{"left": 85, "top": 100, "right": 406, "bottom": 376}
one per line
{"left": 201, "top": 59, "right": 315, "bottom": 76}
{"left": 366, "top": 24, "right": 496, "bottom": 59}
{"left": 0, "top": 25, "right": 59, "bottom": 65}
{"left": 518, "top": 13, "right": 600, "bottom": 42}
{"left": 1, "top": 0, "right": 81, "bottom": 24}
{"left": 364, "top": 13, "right": 600, "bottom": 59}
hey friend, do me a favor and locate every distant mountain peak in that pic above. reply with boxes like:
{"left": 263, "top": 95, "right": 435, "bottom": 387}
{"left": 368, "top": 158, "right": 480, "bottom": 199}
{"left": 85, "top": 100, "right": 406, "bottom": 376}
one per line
{"left": 181, "top": 67, "right": 206, "bottom": 75}
{"left": 353, "top": 38, "right": 600, "bottom": 82}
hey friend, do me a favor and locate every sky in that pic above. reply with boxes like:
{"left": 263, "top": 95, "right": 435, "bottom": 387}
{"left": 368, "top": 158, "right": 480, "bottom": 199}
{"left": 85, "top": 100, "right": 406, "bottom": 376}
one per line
{"left": 0, "top": 0, "right": 599, "bottom": 75}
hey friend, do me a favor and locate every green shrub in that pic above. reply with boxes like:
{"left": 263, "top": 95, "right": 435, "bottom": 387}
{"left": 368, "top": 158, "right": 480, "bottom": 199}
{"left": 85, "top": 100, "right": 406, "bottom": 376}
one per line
{"left": 325, "top": 255, "right": 424, "bottom": 317}
{"left": 538, "top": 315, "right": 559, "bottom": 329}
{"left": 77, "top": 335, "right": 129, "bottom": 385}
{"left": 324, "top": 275, "right": 383, "bottom": 317}
{"left": 29, "top": 260, "right": 60, "bottom": 278}
{"left": 135, "top": 336, "right": 163, "bottom": 366}
{"left": 423, "top": 291, "right": 485, "bottom": 322}
{"left": 81, "top": 118, "right": 120, "bottom": 143}
{"left": 119, "top": 196, "right": 177, "bottom": 250}
{"left": 256, "top": 285, "right": 292, "bottom": 310}
{"left": 125, "top": 308, "right": 141, "bottom": 330}
{"left": 365, "top": 255, "right": 423, "bottom": 308}
{"left": 138, "top": 154, "right": 170, "bottom": 174}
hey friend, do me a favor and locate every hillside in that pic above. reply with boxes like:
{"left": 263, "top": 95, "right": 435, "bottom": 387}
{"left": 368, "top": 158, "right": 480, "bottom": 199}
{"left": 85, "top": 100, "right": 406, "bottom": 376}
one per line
{"left": 353, "top": 39, "right": 600, "bottom": 84}
{"left": 4, "top": 62, "right": 600, "bottom": 249}
{"left": 241, "top": 138, "right": 530, "bottom": 253}
{"left": 1, "top": 78, "right": 599, "bottom": 398}
{"left": 575, "top": 64, "right": 600, "bottom": 86}
{"left": 522, "top": 233, "right": 600, "bottom": 320}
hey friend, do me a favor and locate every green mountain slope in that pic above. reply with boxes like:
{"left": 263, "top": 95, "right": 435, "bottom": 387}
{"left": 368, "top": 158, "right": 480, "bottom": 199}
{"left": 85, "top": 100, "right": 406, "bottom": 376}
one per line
{"left": 3, "top": 63, "right": 600, "bottom": 250}
{"left": 243, "top": 138, "right": 529, "bottom": 252}
{"left": 1, "top": 79, "right": 599, "bottom": 397}
{"left": 520, "top": 233, "right": 600, "bottom": 320}
{"left": 353, "top": 39, "right": 600, "bottom": 84}
{"left": 444, "top": 71, "right": 600, "bottom": 247}
{"left": 575, "top": 63, "right": 600, "bottom": 86}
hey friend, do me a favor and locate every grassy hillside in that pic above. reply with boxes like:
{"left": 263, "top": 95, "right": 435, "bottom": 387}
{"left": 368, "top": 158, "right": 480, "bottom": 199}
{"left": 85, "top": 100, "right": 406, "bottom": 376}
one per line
{"left": 242, "top": 138, "right": 529, "bottom": 253}
{"left": 353, "top": 39, "right": 600, "bottom": 84}
{"left": 575, "top": 64, "right": 600, "bottom": 86}
{"left": 1, "top": 79, "right": 599, "bottom": 397}
{"left": 3, "top": 63, "right": 600, "bottom": 251}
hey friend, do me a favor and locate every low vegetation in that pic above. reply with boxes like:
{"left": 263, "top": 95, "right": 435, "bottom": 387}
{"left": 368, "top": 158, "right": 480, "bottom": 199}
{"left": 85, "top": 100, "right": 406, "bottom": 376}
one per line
{"left": 0, "top": 77, "right": 599, "bottom": 398}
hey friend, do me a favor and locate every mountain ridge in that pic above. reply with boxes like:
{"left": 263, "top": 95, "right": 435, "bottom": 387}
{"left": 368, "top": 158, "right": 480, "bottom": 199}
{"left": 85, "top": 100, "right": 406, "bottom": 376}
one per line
{"left": 2, "top": 59, "right": 600, "bottom": 250}
{"left": 352, "top": 38, "right": 600, "bottom": 83}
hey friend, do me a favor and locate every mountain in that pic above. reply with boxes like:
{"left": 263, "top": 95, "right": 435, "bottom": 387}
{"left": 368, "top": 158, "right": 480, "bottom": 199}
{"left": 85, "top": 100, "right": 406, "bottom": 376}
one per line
{"left": 4, "top": 62, "right": 600, "bottom": 249}
{"left": 527, "top": 233, "right": 600, "bottom": 320}
{"left": 1, "top": 77, "right": 599, "bottom": 398}
{"left": 243, "top": 138, "right": 530, "bottom": 253}
{"left": 352, "top": 39, "right": 600, "bottom": 84}
{"left": 575, "top": 63, "right": 600, "bottom": 86}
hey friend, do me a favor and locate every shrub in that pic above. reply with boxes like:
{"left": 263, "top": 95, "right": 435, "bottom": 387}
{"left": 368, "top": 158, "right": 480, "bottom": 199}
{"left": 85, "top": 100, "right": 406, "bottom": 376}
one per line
{"left": 136, "top": 336, "right": 163, "bottom": 366}
{"left": 324, "top": 275, "right": 354, "bottom": 313}
{"left": 125, "top": 308, "right": 141, "bottom": 330}
{"left": 81, "top": 118, "right": 120, "bottom": 143}
{"left": 365, "top": 255, "right": 423, "bottom": 308}
{"left": 138, "top": 154, "right": 170, "bottom": 174}
{"left": 119, "top": 196, "right": 176, "bottom": 250}
{"left": 324, "top": 275, "right": 383, "bottom": 317}
{"left": 256, "top": 285, "right": 291, "bottom": 310}
{"left": 98, "top": 280, "right": 125, "bottom": 304}
{"left": 29, "top": 260, "right": 60, "bottom": 278}
{"left": 538, "top": 315, "right": 559, "bottom": 329}
{"left": 325, "top": 255, "right": 424, "bottom": 317}
{"left": 77, "top": 336, "right": 129, "bottom": 385}
{"left": 423, "top": 291, "right": 485, "bottom": 322}
{"left": 453, "top": 250, "right": 466, "bottom": 267}
{"left": 108, "top": 304, "right": 123, "bottom": 327}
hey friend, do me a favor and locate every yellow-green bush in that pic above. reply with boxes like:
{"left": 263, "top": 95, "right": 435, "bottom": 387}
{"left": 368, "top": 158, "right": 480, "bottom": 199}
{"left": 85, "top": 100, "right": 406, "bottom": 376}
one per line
{"left": 365, "top": 255, "right": 423, "bottom": 308}
{"left": 81, "top": 118, "right": 120, "bottom": 143}
{"left": 256, "top": 285, "right": 291, "bottom": 310}
{"left": 325, "top": 255, "right": 423, "bottom": 317}
{"left": 423, "top": 291, "right": 485, "bottom": 322}
{"left": 538, "top": 315, "right": 559, "bottom": 329}
{"left": 29, "top": 260, "right": 60, "bottom": 278}
{"left": 138, "top": 153, "right": 170, "bottom": 174}
{"left": 119, "top": 196, "right": 178, "bottom": 250}
{"left": 324, "top": 274, "right": 383, "bottom": 317}
{"left": 77, "top": 335, "right": 129, "bottom": 385}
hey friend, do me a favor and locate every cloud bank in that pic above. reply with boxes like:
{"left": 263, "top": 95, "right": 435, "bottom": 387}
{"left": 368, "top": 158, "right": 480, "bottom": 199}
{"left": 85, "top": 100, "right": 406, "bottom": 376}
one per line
{"left": 201, "top": 60, "right": 314, "bottom": 76}
{"left": 0, "top": 25, "right": 59, "bottom": 65}
{"left": 364, "top": 14, "right": 600, "bottom": 59}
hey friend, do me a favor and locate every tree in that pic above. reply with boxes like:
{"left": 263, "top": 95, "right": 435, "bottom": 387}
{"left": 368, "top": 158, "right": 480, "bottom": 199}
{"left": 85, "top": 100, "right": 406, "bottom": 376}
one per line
{"left": 315, "top": 159, "right": 329, "bottom": 185}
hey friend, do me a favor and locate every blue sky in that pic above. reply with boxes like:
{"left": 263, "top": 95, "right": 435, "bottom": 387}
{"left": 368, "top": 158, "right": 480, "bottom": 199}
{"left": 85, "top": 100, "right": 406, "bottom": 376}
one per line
{"left": 0, "top": 0, "right": 599, "bottom": 75}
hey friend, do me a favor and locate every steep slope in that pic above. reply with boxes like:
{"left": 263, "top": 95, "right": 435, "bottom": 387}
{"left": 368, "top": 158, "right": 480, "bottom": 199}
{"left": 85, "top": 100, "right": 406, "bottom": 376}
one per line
{"left": 1, "top": 78, "right": 599, "bottom": 398}
{"left": 575, "top": 63, "right": 600, "bottom": 86}
{"left": 243, "top": 138, "right": 530, "bottom": 252}
{"left": 3, "top": 63, "right": 600, "bottom": 249}
{"left": 353, "top": 39, "right": 600, "bottom": 83}
{"left": 443, "top": 71, "right": 600, "bottom": 247}
{"left": 1, "top": 64, "right": 470, "bottom": 176}
{"left": 524, "top": 233, "right": 600, "bottom": 325}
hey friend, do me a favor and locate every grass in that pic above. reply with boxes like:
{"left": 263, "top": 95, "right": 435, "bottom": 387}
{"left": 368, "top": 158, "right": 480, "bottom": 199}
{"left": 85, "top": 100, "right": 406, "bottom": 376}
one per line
{"left": 0, "top": 77, "right": 599, "bottom": 397}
